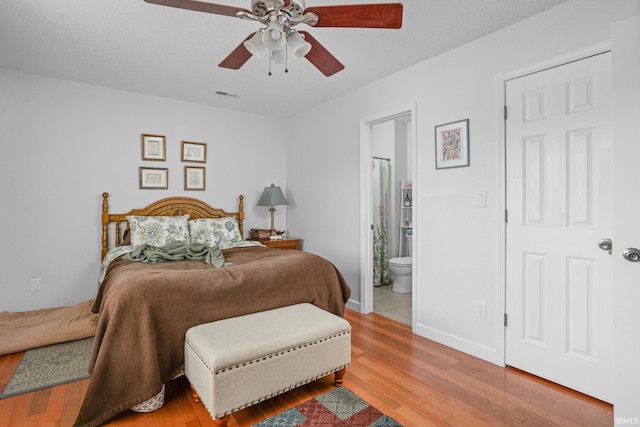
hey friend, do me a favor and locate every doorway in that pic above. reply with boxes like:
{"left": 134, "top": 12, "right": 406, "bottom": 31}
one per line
{"left": 504, "top": 52, "right": 614, "bottom": 402}
{"left": 359, "top": 104, "right": 417, "bottom": 331}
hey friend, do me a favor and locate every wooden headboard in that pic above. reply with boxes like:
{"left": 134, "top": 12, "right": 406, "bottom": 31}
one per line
{"left": 101, "top": 192, "right": 245, "bottom": 259}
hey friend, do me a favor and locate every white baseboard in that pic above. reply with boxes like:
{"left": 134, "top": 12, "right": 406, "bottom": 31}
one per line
{"left": 415, "top": 322, "right": 500, "bottom": 365}
{"left": 345, "top": 299, "right": 360, "bottom": 313}
{"left": 343, "top": 301, "right": 500, "bottom": 366}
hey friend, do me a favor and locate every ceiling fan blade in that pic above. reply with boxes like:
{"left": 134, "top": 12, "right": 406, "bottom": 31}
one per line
{"left": 299, "top": 31, "right": 344, "bottom": 77}
{"left": 144, "top": 0, "right": 250, "bottom": 17}
{"left": 306, "top": 3, "right": 403, "bottom": 29}
{"left": 218, "top": 33, "right": 255, "bottom": 69}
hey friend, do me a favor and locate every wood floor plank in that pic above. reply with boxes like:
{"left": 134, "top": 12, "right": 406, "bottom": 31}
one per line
{"left": 0, "top": 308, "right": 613, "bottom": 426}
{"left": 0, "top": 388, "right": 17, "bottom": 419}
{"left": 6, "top": 388, "right": 31, "bottom": 427}
{"left": 0, "top": 352, "right": 22, "bottom": 392}
{"left": 60, "top": 385, "right": 83, "bottom": 427}
{"left": 28, "top": 387, "right": 51, "bottom": 416}
{"left": 44, "top": 393, "right": 66, "bottom": 424}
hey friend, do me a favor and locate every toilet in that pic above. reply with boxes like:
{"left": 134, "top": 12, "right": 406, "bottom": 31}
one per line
{"left": 389, "top": 236, "right": 412, "bottom": 293}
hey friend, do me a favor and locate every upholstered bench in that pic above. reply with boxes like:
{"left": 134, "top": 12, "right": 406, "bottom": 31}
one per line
{"left": 184, "top": 303, "right": 351, "bottom": 426}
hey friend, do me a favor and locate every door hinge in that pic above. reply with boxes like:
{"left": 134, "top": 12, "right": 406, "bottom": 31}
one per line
{"left": 504, "top": 105, "right": 508, "bottom": 120}
{"left": 371, "top": 224, "right": 374, "bottom": 231}
{"left": 504, "top": 313, "right": 508, "bottom": 327}
{"left": 504, "top": 209, "right": 508, "bottom": 223}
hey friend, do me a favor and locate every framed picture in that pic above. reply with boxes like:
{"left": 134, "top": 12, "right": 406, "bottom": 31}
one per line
{"left": 139, "top": 167, "right": 168, "bottom": 189}
{"left": 181, "top": 141, "right": 207, "bottom": 163}
{"left": 141, "top": 134, "right": 166, "bottom": 161}
{"left": 184, "top": 166, "right": 205, "bottom": 191}
{"left": 434, "top": 119, "right": 470, "bottom": 169}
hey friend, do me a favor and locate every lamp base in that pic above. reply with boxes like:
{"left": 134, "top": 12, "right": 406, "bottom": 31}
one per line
{"left": 268, "top": 207, "right": 281, "bottom": 240}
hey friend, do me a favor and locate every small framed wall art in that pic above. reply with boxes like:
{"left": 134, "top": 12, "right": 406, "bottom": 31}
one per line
{"left": 181, "top": 141, "right": 207, "bottom": 163}
{"left": 139, "top": 167, "right": 168, "bottom": 189}
{"left": 434, "top": 119, "right": 470, "bottom": 169}
{"left": 141, "top": 134, "right": 166, "bottom": 161}
{"left": 184, "top": 166, "right": 205, "bottom": 191}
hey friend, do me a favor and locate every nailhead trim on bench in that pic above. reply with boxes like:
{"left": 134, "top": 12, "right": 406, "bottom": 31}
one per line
{"left": 185, "top": 330, "right": 351, "bottom": 375}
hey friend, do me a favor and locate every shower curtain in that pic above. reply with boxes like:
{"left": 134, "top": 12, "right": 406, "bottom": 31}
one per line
{"left": 373, "top": 158, "right": 391, "bottom": 286}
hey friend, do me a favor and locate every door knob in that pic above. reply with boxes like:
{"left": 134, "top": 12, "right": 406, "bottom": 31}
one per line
{"left": 598, "top": 238, "right": 612, "bottom": 254}
{"left": 622, "top": 248, "right": 640, "bottom": 262}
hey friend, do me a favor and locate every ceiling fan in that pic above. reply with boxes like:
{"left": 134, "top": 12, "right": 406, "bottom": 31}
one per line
{"left": 143, "top": 0, "right": 403, "bottom": 77}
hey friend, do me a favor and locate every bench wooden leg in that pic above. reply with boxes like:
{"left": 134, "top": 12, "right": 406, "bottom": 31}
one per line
{"left": 334, "top": 368, "right": 346, "bottom": 386}
{"left": 213, "top": 415, "right": 230, "bottom": 426}
{"left": 190, "top": 384, "right": 201, "bottom": 403}
{"left": 190, "top": 383, "right": 229, "bottom": 426}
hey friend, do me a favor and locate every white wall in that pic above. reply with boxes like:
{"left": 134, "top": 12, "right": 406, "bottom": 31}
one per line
{"left": 0, "top": 69, "right": 287, "bottom": 312}
{"left": 286, "top": 0, "right": 639, "bottom": 363}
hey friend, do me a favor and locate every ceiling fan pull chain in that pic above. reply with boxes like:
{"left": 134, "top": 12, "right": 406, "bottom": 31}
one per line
{"left": 268, "top": 50, "right": 272, "bottom": 76}
{"left": 285, "top": 43, "right": 289, "bottom": 73}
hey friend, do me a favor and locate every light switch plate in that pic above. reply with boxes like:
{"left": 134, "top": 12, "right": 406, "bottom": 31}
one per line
{"left": 475, "top": 300, "right": 487, "bottom": 318}
{"left": 30, "top": 277, "right": 42, "bottom": 292}
{"left": 475, "top": 191, "right": 487, "bottom": 207}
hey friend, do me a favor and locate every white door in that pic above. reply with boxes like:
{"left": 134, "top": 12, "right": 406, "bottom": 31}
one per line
{"left": 505, "top": 52, "right": 613, "bottom": 402}
{"left": 612, "top": 16, "right": 640, "bottom": 420}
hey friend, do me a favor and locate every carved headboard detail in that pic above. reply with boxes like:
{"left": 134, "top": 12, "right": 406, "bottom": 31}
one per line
{"left": 101, "top": 192, "right": 245, "bottom": 259}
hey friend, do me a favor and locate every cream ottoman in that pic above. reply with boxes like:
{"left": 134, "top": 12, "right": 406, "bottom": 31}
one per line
{"left": 184, "top": 303, "right": 351, "bottom": 426}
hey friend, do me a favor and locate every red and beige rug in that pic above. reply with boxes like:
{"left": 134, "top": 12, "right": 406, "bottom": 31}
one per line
{"left": 253, "top": 386, "right": 401, "bottom": 426}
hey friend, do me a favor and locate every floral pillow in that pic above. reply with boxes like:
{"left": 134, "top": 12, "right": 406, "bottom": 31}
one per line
{"left": 126, "top": 215, "right": 190, "bottom": 247}
{"left": 189, "top": 217, "right": 243, "bottom": 245}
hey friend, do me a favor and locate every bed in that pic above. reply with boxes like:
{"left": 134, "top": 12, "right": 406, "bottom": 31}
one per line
{"left": 74, "top": 193, "right": 351, "bottom": 427}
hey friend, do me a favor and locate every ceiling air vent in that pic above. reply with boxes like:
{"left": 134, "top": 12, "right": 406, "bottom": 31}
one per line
{"left": 215, "top": 91, "right": 239, "bottom": 98}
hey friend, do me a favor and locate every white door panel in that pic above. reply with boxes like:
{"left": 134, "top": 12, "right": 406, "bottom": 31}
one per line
{"left": 505, "top": 53, "right": 613, "bottom": 403}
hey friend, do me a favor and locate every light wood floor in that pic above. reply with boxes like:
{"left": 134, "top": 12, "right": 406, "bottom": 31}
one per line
{"left": 0, "top": 309, "right": 612, "bottom": 426}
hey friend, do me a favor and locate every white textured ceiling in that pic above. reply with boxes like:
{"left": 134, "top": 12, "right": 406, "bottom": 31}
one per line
{"left": 0, "top": 0, "right": 567, "bottom": 118}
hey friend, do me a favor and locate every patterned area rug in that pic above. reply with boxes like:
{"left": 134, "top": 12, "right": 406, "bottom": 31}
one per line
{"left": 253, "top": 386, "right": 402, "bottom": 426}
{"left": 0, "top": 337, "right": 93, "bottom": 398}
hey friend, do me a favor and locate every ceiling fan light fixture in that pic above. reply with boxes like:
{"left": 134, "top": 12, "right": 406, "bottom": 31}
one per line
{"left": 262, "top": 20, "right": 286, "bottom": 50}
{"left": 287, "top": 30, "right": 311, "bottom": 59}
{"left": 244, "top": 30, "right": 266, "bottom": 57}
{"left": 147, "top": 0, "right": 404, "bottom": 77}
{"left": 271, "top": 47, "right": 286, "bottom": 64}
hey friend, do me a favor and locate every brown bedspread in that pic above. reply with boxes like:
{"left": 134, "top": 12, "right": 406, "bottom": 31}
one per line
{"left": 74, "top": 246, "right": 351, "bottom": 427}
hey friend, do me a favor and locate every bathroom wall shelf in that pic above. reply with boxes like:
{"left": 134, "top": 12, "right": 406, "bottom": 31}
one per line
{"left": 399, "top": 183, "right": 412, "bottom": 257}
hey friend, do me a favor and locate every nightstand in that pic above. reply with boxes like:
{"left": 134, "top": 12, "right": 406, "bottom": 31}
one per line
{"left": 254, "top": 237, "right": 301, "bottom": 250}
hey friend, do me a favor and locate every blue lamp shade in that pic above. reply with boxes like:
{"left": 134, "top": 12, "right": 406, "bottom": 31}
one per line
{"left": 257, "top": 184, "right": 289, "bottom": 207}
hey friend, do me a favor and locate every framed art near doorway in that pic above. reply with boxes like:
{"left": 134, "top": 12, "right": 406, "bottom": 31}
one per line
{"left": 435, "top": 119, "right": 469, "bottom": 169}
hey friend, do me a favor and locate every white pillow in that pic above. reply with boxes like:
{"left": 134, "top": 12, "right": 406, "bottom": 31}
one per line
{"left": 126, "top": 215, "right": 190, "bottom": 247}
{"left": 189, "top": 217, "right": 242, "bottom": 245}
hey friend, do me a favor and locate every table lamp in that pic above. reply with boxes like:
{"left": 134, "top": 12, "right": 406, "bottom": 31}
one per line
{"left": 257, "top": 183, "right": 289, "bottom": 239}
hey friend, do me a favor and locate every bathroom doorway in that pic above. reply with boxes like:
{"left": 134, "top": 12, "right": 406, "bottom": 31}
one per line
{"left": 359, "top": 104, "right": 417, "bottom": 331}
